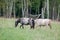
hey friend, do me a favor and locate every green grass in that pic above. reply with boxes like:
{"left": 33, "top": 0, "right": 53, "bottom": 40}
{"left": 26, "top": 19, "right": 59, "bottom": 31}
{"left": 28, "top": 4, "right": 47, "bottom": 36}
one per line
{"left": 0, "top": 18, "right": 60, "bottom": 40}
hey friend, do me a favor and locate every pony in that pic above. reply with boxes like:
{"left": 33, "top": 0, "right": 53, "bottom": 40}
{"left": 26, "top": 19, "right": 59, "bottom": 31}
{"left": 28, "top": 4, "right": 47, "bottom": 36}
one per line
{"left": 35, "top": 19, "right": 52, "bottom": 29}
{"left": 15, "top": 18, "right": 35, "bottom": 29}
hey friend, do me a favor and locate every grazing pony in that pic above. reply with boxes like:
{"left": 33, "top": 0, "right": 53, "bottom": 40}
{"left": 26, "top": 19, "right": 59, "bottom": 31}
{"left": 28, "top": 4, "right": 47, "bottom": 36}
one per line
{"left": 35, "top": 19, "right": 52, "bottom": 29}
{"left": 15, "top": 18, "right": 35, "bottom": 29}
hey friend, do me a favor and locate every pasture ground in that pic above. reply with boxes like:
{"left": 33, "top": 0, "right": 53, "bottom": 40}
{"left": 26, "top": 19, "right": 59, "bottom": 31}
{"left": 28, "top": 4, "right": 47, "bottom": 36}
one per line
{"left": 0, "top": 18, "right": 60, "bottom": 40}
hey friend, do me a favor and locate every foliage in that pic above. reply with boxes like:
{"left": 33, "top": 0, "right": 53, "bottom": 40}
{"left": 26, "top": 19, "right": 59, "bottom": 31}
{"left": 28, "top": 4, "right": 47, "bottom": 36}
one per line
{"left": 0, "top": 0, "right": 60, "bottom": 18}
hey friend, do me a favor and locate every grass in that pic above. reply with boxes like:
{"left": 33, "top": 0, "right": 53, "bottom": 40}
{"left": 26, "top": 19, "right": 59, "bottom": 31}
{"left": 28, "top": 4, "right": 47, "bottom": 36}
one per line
{"left": 0, "top": 18, "right": 60, "bottom": 40}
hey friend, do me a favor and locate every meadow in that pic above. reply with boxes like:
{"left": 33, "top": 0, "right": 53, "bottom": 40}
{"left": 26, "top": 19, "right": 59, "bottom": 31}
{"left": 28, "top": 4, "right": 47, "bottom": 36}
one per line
{"left": 0, "top": 18, "right": 60, "bottom": 40}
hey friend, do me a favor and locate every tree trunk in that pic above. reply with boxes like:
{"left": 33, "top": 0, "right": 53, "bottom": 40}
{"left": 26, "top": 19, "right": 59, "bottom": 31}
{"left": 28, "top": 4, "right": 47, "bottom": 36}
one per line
{"left": 13, "top": 2, "right": 15, "bottom": 18}
{"left": 22, "top": 0, "right": 24, "bottom": 17}
{"left": 6, "top": 5, "right": 9, "bottom": 18}
{"left": 24, "top": 0, "right": 28, "bottom": 17}
{"left": 26, "top": 0, "right": 28, "bottom": 17}
{"left": 3, "top": 6, "right": 5, "bottom": 18}
{"left": 57, "top": 5, "right": 60, "bottom": 21}
{"left": 8, "top": 1, "right": 13, "bottom": 18}
{"left": 52, "top": 7, "right": 54, "bottom": 20}
{"left": 41, "top": 8, "right": 44, "bottom": 19}
{"left": 47, "top": 0, "right": 49, "bottom": 19}
{"left": 0, "top": 7, "right": 1, "bottom": 16}
{"left": 38, "top": 7, "right": 39, "bottom": 15}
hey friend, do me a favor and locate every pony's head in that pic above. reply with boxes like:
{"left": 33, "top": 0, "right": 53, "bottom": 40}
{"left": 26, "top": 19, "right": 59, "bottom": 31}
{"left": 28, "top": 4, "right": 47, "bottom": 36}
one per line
{"left": 15, "top": 18, "right": 20, "bottom": 27}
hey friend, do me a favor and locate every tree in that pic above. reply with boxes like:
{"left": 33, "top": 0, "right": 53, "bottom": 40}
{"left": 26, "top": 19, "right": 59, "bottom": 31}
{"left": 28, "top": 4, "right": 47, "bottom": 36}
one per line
{"left": 47, "top": 0, "right": 49, "bottom": 19}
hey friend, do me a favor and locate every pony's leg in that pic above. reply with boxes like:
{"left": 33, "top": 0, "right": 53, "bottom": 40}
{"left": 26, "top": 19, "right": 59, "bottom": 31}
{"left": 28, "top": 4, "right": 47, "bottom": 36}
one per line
{"left": 22, "top": 25, "right": 24, "bottom": 29}
{"left": 20, "top": 25, "right": 22, "bottom": 28}
{"left": 15, "top": 25, "right": 17, "bottom": 27}
{"left": 30, "top": 25, "right": 35, "bottom": 29}
{"left": 30, "top": 25, "right": 34, "bottom": 29}
{"left": 15, "top": 22, "right": 18, "bottom": 28}
{"left": 39, "top": 25, "right": 41, "bottom": 28}
{"left": 20, "top": 25, "right": 24, "bottom": 28}
{"left": 32, "top": 26, "right": 34, "bottom": 29}
{"left": 20, "top": 24, "right": 24, "bottom": 29}
{"left": 30, "top": 26, "right": 32, "bottom": 29}
{"left": 48, "top": 24, "right": 52, "bottom": 29}
{"left": 32, "top": 24, "right": 35, "bottom": 29}
{"left": 35, "top": 25, "right": 38, "bottom": 28}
